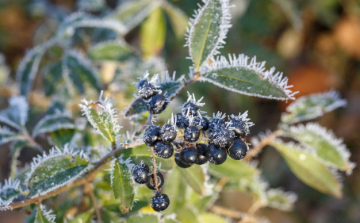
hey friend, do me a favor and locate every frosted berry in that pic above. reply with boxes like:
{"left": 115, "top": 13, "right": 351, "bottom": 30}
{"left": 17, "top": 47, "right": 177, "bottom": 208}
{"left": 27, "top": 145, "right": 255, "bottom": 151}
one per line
{"left": 227, "top": 138, "right": 248, "bottom": 160}
{"left": 154, "top": 141, "right": 174, "bottom": 159}
{"left": 193, "top": 116, "right": 209, "bottom": 131}
{"left": 175, "top": 152, "right": 192, "bottom": 168}
{"left": 131, "top": 163, "right": 149, "bottom": 184}
{"left": 184, "top": 126, "right": 200, "bottom": 142}
{"left": 146, "top": 172, "right": 164, "bottom": 190}
{"left": 206, "top": 144, "right": 227, "bottom": 165}
{"left": 182, "top": 102, "right": 199, "bottom": 116}
{"left": 137, "top": 79, "right": 156, "bottom": 99}
{"left": 160, "top": 124, "right": 177, "bottom": 143}
{"left": 147, "top": 94, "right": 168, "bottom": 114}
{"left": 180, "top": 146, "right": 197, "bottom": 164}
{"left": 143, "top": 125, "right": 160, "bottom": 146}
{"left": 151, "top": 192, "right": 170, "bottom": 212}
{"left": 208, "top": 118, "right": 225, "bottom": 132}
{"left": 209, "top": 126, "right": 235, "bottom": 149}
{"left": 228, "top": 119, "right": 248, "bottom": 138}
{"left": 175, "top": 113, "right": 189, "bottom": 129}
{"left": 195, "top": 144, "right": 208, "bottom": 165}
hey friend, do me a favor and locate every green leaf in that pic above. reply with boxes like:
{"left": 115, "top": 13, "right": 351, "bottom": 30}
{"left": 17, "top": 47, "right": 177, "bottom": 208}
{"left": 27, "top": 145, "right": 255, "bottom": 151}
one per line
{"left": 270, "top": 140, "right": 342, "bottom": 197}
{"left": 189, "top": 191, "right": 215, "bottom": 212}
{"left": 10, "top": 140, "right": 30, "bottom": 178}
{"left": 162, "top": 2, "right": 188, "bottom": 38}
{"left": 65, "top": 51, "right": 102, "bottom": 94}
{"left": 199, "top": 54, "right": 296, "bottom": 101}
{"left": 0, "top": 96, "right": 29, "bottom": 130}
{"left": 266, "top": 188, "right": 297, "bottom": 211}
{"left": 176, "top": 206, "right": 201, "bottom": 223}
{"left": 0, "top": 126, "right": 21, "bottom": 145}
{"left": 42, "top": 63, "right": 63, "bottom": 96}
{"left": 88, "top": 40, "right": 133, "bottom": 62}
{"left": 0, "top": 178, "right": 21, "bottom": 205}
{"left": 34, "top": 205, "right": 56, "bottom": 223}
{"left": 209, "top": 158, "right": 259, "bottom": 180}
{"left": 67, "top": 209, "right": 94, "bottom": 223}
{"left": 281, "top": 91, "right": 346, "bottom": 124}
{"left": 32, "top": 113, "right": 75, "bottom": 137}
{"left": 200, "top": 213, "right": 227, "bottom": 223}
{"left": 284, "top": 123, "right": 354, "bottom": 172}
{"left": 178, "top": 165, "right": 205, "bottom": 195}
{"left": 140, "top": 7, "right": 166, "bottom": 58}
{"left": 126, "top": 214, "right": 158, "bottom": 223}
{"left": 124, "top": 98, "right": 148, "bottom": 118}
{"left": 164, "top": 168, "right": 187, "bottom": 215}
{"left": 110, "top": 159, "right": 134, "bottom": 214}
{"left": 224, "top": 176, "right": 267, "bottom": 203}
{"left": 49, "top": 129, "right": 76, "bottom": 148}
{"left": 187, "top": 0, "right": 231, "bottom": 71}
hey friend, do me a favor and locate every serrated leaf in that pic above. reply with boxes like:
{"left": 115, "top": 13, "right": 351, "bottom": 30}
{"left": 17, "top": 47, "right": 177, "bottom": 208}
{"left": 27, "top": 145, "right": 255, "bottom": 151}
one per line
{"left": 0, "top": 179, "right": 21, "bottom": 206}
{"left": 110, "top": 159, "right": 134, "bottom": 214}
{"left": 0, "top": 126, "right": 21, "bottom": 145}
{"left": 199, "top": 54, "right": 296, "bottom": 100}
{"left": 266, "top": 188, "right": 297, "bottom": 211}
{"left": 126, "top": 214, "right": 158, "bottom": 223}
{"left": 42, "top": 63, "right": 63, "bottom": 96}
{"left": 0, "top": 96, "right": 29, "bottom": 130}
{"left": 88, "top": 40, "right": 133, "bottom": 62}
{"left": 209, "top": 158, "right": 259, "bottom": 180}
{"left": 281, "top": 91, "right": 347, "bottom": 124}
{"left": 32, "top": 113, "right": 75, "bottom": 137}
{"left": 65, "top": 51, "right": 102, "bottom": 94}
{"left": 68, "top": 209, "right": 94, "bottom": 223}
{"left": 285, "top": 123, "right": 354, "bottom": 172}
{"left": 270, "top": 140, "right": 342, "bottom": 197}
{"left": 164, "top": 168, "right": 187, "bottom": 215}
{"left": 200, "top": 213, "right": 227, "bottom": 223}
{"left": 162, "top": 2, "right": 188, "bottom": 38}
{"left": 187, "top": 0, "right": 231, "bottom": 71}
{"left": 178, "top": 165, "right": 205, "bottom": 195}
{"left": 34, "top": 205, "right": 56, "bottom": 223}
{"left": 140, "top": 7, "right": 166, "bottom": 58}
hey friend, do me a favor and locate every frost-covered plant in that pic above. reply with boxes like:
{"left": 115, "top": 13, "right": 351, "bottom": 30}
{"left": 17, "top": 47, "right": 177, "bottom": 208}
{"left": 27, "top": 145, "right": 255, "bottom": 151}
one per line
{"left": 0, "top": 0, "right": 354, "bottom": 222}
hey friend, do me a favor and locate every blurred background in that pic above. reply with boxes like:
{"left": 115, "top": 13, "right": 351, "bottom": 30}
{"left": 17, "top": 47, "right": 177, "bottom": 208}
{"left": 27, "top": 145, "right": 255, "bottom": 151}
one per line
{"left": 0, "top": 0, "right": 359, "bottom": 222}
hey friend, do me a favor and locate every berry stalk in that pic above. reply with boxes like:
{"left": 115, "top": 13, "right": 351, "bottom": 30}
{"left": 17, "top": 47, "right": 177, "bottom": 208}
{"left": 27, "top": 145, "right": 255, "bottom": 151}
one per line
{"left": 150, "top": 146, "right": 160, "bottom": 192}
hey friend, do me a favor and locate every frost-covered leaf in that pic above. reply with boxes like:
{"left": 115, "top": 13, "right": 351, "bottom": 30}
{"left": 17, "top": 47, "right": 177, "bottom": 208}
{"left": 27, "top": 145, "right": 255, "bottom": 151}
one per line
{"left": 162, "top": 1, "right": 188, "bottom": 38}
{"left": 126, "top": 214, "right": 158, "bottom": 223}
{"left": 32, "top": 112, "right": 75, "bottom": 137}
{"left": 0, "top": 96, "right": 29, "bottom": 130}
{"left": 34, "top": 205, "right": 56, "bottom": 223}
{"left": 42, "top": 63, "right": 63, "bottom": 96}
{"left": 164, "top": 168, "right": 187, "bottom": 215}
{"left": 140, "top": 7, "right": 166, "bottom": 58}
{"left": 186, "top": 0, "right": 232, "bottom": 71}
{"left": 68, "top": 16, "right": 127, "bottom": 35}
{"left": 110, "top": 159, "right": 135, "bottom": 214}
{"left": 209, "top": 158, "right": 259, "bottom": 180}
{"left": 200, "top": 213, "right": 227, "bottom": 223}
{"left": 80, "top": 92, "right": 121, "bottom": 144}
{"left": 270, "top": 140, "right": 342, "bottom": 197}
{"left": 178, "top": 165, "right": 205, "bottom": 195}
{"left": 199, "top": 54, "right": 297, "bottom": 100}
{"left": 281, "top": 91, "right": 347, "bottom": 124}
{"left": 49, "top": 129, "right": 76, "bottom": 148}
{"left": 284, "top": 123, "right": 354, "bottom": 173}
{"left": 0, "top": 178, "right": 21, "bottom": 209}
{"left": 266, "top": 188, "right": 297, "bottom": 211}
{"left": 88, "top": 40, "right": 133, "bottom": 62}
{"left": 17, "top": 38, "right": 57, "bottom": 96}
{"left": 64, "top": 50, "right": 102, "bottom": 94}
{"left": 77, "top": 0, "right": 105, "bottom": 11}
{"left": 0, "top": 126, "right": 21, "bottom": 145}
{"left": 68, "top": 209, "right": 94, "bottom": 223}
{"left": 124, "top": 98, "right": 148, "bottom": 118}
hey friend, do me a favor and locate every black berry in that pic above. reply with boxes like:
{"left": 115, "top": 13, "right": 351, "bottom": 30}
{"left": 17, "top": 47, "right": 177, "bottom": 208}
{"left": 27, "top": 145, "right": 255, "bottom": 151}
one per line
{"left": 206, "top": 144, "right": 227, "bottom": 165}
{"left": 209, "top": 126, "right": 235, "bottom": 149}
{"left": 143, "top": 125, "right": 160, "bottom": 146}
{"left": 184, "top": 126, "right": 200, "bottom": 142}
{"left": 193, "top": 116, "right": 209, "bottom": 131}
{"left": 154, "top": 141, "right": 174, "bottom": 159}
{"left": 160, "top": 124, "right": 177, "bottom": 143}
{"left": 137, "top": 79, "right": 156, "bottom": 99}
{"left": 146, "top": 172, "right": 164, "bottom": 190}
{"left": 131, "top": 163, "right": 149, "bottom": 184}
{"left": 175, "top": 152, "right": 192, "bottom": 168}
{"left": 195, "top": 144, "right": 208, "bottom": 165}
{"left": 208, "top": 118, "right": 225, "bottom": 132}
{"left": 227, "top": 138, "right": 248, "bottom": 160}
{"left": 180, "top": 146, "right": 197, "bottom": 164}
{"left": 182, "top": 102, "right": 199, "bottom": 116}
{"left": 175, "top": 113, "right": 189, "bottom": 129}
{"left": 151, "top": 192, "right": 170, "bottom": 212}
{"left": 147, "top": 94, "right": 168, "bottom": 114}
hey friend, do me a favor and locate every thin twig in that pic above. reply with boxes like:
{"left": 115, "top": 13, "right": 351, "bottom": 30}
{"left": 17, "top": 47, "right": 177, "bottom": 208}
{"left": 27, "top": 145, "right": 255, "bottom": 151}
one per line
{"left": 150, "top": 147, "right": 159, "bottom": 192}
{"left": 88, "top": 188, "right": 102, "bottom": 223}
{"left": 243, "top": 130, "right": 280, "bottom": 162}
{"left": 210, "top": 205, "right": 246, "bottom": 220}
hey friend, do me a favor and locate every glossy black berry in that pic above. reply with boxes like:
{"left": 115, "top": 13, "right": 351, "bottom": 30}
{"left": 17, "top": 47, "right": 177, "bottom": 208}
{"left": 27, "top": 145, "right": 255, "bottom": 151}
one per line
{"left": 227, "top": 138, "right": 248, "bottom": 160}
{"left": 184, "top": 126, "right": 200, "bottom": 142}
{"left": 137, "top": 79, "right": 156, "bottom": 99}
{"left": 182, "top": 102, "right": 199, "bottom": 116}
{"left": 147, "top": 94, "right": 168, "bottom": 114}
{"left": 194, "top": 116, "right": 209, "bottom": 131}
{"left": 146, "top": 172, "right": 164, "bottom": 190}
{"left": 228, "top": 119, "right": 248, "bottom": 138}
{"left": 154, "top": 141, "right": 174, "bottom": 159}
{"left": 209, "top": 126, "right": 235, "bottom": 149}
{"left": 175, "top": 113, "right": 189, "bottom": 129}
{"left": 206, "top": 144, "right": 227, "bottom": 165}
{"left": 131, "top": 163, "right": 149, "bottom": 184}
{"left": 195, "top": 144, "right": 208, "bottom": 165}
{"left": 180, "top": 146, "right": 197, "bottom": 164}
{"left": 160, "top": 124, "right": 177, "bottom": 143}
{"left": 208, "top": 118, "right": 225, "bottom": 132}
{"left": 175, "top": 152, "right": 192, "bottom": 168}
{"left": 151, "top": 192, "right": 170, "bottom": 212}
{"left": 143, "top": 125, "right": 160, "bottom": 146}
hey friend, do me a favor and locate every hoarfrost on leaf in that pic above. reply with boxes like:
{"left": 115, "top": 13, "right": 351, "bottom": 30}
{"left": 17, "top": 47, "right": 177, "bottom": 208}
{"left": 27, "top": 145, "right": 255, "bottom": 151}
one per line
{"left": 0, "top": 96, "right": 29, "bottom": 130}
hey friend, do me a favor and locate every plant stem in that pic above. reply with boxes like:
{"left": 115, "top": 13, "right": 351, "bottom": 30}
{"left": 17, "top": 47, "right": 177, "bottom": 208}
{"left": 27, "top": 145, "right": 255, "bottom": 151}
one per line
{"left": 88, "top": 188, "right": 102, "bottom": 223}
{"left": 150, "top": 147, "right": 159, "bottom": 192}
{"left": 210, "top": 205, "right": 246, "bottom": 220}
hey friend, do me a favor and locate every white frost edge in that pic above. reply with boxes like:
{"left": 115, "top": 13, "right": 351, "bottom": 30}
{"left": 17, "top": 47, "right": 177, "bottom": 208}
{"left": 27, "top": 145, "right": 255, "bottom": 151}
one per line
{"left": 31, "top": 111, "right": 76, "bottom": 137}
{"left": 185, "top": 0, "right": 232, "bottom": 67}
{"left": 289, "top": 123, "right": 355, "bottom": 175}
{"left": 266, "top": 188, "right": 297, "bottom": 211}
{"left": 0, "top": 96, "right": 29, "bottom": 130}
{"left": 66, "top": 50, "right": 100, "bottom": 82}
{"left": 0, "top": 126, "right": 18, "bottom": 144}
{"left": 38, "top": 204, "right": 56, "bottom": 223}
{"left": 227, "top": 111, "right": 254, "bottom": 135}
{"left": 0, "top": 178, "right": 21, "bottom": 210}
{"left": 71, "top": 18, "right": 127, "bottom": 35}
{"left": 199, "top": 54, "right": 298, "bottom": 101}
